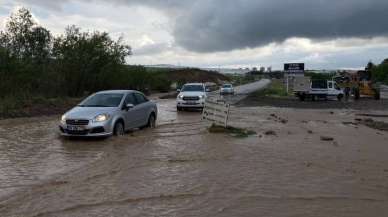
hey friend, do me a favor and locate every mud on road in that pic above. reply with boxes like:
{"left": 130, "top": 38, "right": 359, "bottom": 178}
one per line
{"left": 1, "top": 98, "right": 388, "bottom": 217}
{"left": 238, "top": 95, "right": 388, "bottom": 110}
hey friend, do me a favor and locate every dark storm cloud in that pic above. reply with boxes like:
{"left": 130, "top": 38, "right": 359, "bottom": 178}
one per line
{"left": 171, "top": 0, "right": 388, "bottom": 52}
{"left": 18, "top": 0, "right": 388, "bottom": 52}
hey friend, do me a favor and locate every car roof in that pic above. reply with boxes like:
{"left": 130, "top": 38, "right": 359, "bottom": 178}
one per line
{"left": 95, "top": 90, "right": 138, "bottom": 94}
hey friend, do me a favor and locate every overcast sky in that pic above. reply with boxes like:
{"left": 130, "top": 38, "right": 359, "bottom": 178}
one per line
{"left": 1, "top": 0, "right": 388, "bottom": 69}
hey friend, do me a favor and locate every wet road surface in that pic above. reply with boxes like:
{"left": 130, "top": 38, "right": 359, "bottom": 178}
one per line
{"left": 209, "top": 79, "right": 271, "bottom": 104}
{"left": 1, "top": 88, "right": 388, "bottom": 216}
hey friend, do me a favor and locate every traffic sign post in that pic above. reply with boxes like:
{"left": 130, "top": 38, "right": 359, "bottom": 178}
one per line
{"left": 284, "top": 63, "right": 305, "bottom": 93}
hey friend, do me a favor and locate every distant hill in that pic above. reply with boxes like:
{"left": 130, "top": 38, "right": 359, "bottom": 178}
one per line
{"left": 146, "top": 67, "right": 230, "bottom": 85}
{"left": 146, "top": 64, "right": 187, "bottom": 69}
{"left": 147, "top": 65, "right": 250, "bottom": 75}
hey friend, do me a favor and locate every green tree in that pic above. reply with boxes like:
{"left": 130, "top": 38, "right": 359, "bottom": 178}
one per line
{"left": 372, "top": 59, "right": 388, "bottom": 85}
{"left": 52, "top": 25, "right": 132, "bottom": 96}
{"left": 0, "top": 8, "right": 53, "bottom": 96}
{"left": 0, "top": 8, "right": 52, "bottom": 61}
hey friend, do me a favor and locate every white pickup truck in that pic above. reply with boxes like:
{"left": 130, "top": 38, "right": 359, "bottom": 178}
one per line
{"left": 293, "top": 77, "right": 344, "bottom": 101}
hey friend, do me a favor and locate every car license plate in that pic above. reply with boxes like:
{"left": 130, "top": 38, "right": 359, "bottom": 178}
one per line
{"left": 67, "top": 125, "right": 84, "bottom": 131}
{"left": 185, "top": 101, "right": 196, "bottom": 105}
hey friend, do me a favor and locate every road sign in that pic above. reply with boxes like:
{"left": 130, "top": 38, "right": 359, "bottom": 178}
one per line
{"left": 284, "top": 63, "right": 305, "bottom": 74}
{"left": 202, "top": 98, "right": 230, "bottom": 127}
{"left": 285, "top": 63, "right": 305, "bottom": 93}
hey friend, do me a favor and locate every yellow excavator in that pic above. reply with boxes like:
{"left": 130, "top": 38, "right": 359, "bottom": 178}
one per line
{"left": 334, "top": 67, "right": 380, "bottom": 100}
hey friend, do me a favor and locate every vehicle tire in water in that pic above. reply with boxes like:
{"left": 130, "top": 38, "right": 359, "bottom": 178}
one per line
{"left": 298, "top": 94, "right": 306, "bottom": 101}
{"left": 337, "top": 94, "right": 344, "bottom": 101}
{"left": 374, "top": 90, "right": 380, "bottom": 100}
{"left": 354, "top": 88, "right": 360, "bottom": 100}
{"left": 147, "top": 114, "right": 156, "bottom": 128}
{"left": 114, "top": 121, "right": 125, "bottom": 136}
{"left": 177, "top": 107, "right": 183, "bottom": 111}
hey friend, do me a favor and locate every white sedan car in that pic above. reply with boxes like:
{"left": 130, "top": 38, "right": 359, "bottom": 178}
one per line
{"left": 59, "top": 90, "right": 157, "bottom": 137}
{"left": 220, "top": 84, "right": 234, "bottom": 95}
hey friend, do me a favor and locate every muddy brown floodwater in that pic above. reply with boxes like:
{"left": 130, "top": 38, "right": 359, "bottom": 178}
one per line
{"left": 1, "top": 98, "right": 388, "bottom": 217}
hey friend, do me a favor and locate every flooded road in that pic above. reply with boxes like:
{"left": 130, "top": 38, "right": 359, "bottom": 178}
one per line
{"left": 0, "top": 98, "right": 198, "bottom": 199}
{"left": 1, "top": 96, "right": 388, "bottom": 216}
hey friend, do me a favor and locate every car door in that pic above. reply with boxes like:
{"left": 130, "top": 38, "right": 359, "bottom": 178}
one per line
{"left": 327, "top": 81, "right": 336, "bottom": 96}
{"left": 122, "top": 93, "right": 139, "bottom": 130}
{"left": 133, "top": 92, "right": 150, "bottom": 127}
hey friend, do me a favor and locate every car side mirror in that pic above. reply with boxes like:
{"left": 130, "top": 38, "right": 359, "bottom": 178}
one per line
{"left": 177, "top": 89, "right": 181, "bottom": 93}
{"left": 124, "top": 103, "right": 134, "bottom": 110}
{"left": 206, "top": 88, "right": 211, "bottom": 92}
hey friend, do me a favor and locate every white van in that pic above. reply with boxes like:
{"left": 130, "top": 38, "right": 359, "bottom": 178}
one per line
{"left": 294, "top": 77, "right": 344, "bottom": 101}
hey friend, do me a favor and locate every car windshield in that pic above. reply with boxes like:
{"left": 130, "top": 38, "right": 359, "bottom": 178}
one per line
{"left": 223, "top": 84, "right": 232, "bottom": 88}
{"left": 182, "top": 85, "right": 204, "bottom": 92}
{"left": 79, "top": 93, "right": 124, "bottom": 107}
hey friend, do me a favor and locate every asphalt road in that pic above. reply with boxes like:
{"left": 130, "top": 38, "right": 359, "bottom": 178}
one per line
{"left": 209, "top": 79, "right": 271, "bottom": 104}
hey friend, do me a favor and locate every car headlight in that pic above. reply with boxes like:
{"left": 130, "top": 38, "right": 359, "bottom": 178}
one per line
{"left": 61, "top": 115, "right": 66, "bottom": 123}
{"left": 93, "top": 114, "right": 110, "bottom": 122}
{"left": 178, "top": 95, "right": 184, "bottom": 99}
{"left": 199, "top": 95, "right": 205, "bottom": 99}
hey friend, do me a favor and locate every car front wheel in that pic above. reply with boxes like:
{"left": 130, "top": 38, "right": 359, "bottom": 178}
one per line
{"left": 147, "top": 114, "right": 156, "bottom": 128}
{"left": 113, "top": 121, "right": 125, "bottom": 136}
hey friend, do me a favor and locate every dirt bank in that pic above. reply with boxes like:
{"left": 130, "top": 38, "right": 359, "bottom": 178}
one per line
{"left": 164, "top": 68, "right": 230, "bottom": 85}
{"left": 0, "top": 92, "right": 172, "bottom": 121}
{"left": 0, "top": 98, "right": 82, "bottom": 120}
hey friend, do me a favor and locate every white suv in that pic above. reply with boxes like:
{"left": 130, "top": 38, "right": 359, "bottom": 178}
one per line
{"left": 177, "top": 83, "right": 208, "bottom": 111}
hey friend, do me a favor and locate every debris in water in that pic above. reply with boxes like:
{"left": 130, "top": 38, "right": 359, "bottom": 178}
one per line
{"left": 356, "top": 113, "right": 388, "bottom": 118}
{"left": 280, "top": 119, "right": 288, "bottom": 124}
{"left": 208, "top": 124, "right": 256, "bottom": 138}
{"left": 342, "top": 122, "right": 358, "bottom": 126}
{"left": 265, "top": 130, "right": 277, "bottom": 136}
{"left": 269, "top": 113, "right": 288, "bottom": 124}
{"left": 320, "top": 136, "right": 334, "bottom": 141}
{"left": 305, "top": 162, "right": 313, "bottom": 167}
{"left": 356, "top": 118, "right": 388, "bottom": 131}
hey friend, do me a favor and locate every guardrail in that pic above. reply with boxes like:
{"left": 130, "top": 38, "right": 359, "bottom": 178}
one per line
{"left": 202, "top": 98, "right": 230, "bottom": 127}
